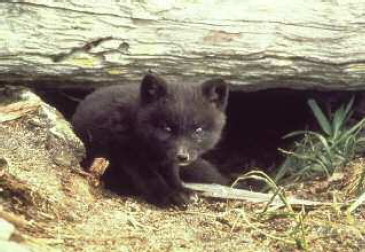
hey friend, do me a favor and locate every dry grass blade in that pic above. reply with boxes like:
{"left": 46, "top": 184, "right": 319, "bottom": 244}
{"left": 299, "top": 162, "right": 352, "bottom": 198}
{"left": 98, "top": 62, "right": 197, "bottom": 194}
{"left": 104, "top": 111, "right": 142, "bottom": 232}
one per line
{"left": 347, "top": 192, "right": 365, "bottom": 214}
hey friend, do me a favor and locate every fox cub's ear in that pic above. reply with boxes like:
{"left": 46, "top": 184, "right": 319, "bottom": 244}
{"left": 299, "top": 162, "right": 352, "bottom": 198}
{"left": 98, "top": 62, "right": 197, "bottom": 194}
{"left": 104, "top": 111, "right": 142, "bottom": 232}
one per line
{"left": 140, "top": 73, "right": 168, "bottom": 104}
{"left": 202, "top": 78, "right": 229, "bottom": 111}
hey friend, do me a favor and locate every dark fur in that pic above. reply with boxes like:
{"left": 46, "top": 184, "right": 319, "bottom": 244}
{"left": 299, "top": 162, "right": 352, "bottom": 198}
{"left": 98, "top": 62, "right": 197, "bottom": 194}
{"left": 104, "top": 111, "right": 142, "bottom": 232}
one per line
{"left": 72, "top": 73, "right": 229, "bottom": 206}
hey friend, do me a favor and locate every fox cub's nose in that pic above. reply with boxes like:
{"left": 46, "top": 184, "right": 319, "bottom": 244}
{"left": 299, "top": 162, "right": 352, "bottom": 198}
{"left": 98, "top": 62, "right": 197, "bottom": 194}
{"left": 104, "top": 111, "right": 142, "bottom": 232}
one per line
{"left": 177, "top": 148, "right": 190, "bottom": 166}
{"left": 177, "top": 153, "right": 189, "bottom": 162}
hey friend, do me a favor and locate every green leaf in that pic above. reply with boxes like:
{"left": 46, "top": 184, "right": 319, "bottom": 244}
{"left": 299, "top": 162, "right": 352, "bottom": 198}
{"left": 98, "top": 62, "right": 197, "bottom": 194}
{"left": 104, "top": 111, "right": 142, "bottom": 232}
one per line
{"left": 344, "top": 96, "right": 355, "bottom": 118}
{"left": 306, "top": 131, "right": 333, "bottom": 157}
{"left": 332, "top": 106, "right": 346, "bottom": 140}
{"left": 283, "top": 130, "right": 309, "bottom": 139}
{"left": 340, "top": 117, "right": 365, "bottom": 143}
{"left": 332, "top": 97, "right": 355, "bottom": 140}
{"left": 308, "top": 99, "right": 332, "bottom": 136}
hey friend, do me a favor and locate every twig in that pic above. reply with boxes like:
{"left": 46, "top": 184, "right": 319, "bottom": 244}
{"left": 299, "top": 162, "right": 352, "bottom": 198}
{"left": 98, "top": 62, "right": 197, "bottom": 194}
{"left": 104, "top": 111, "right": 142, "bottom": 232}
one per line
{"left": 0, "top": 208, "right": 30, "bottom": 229}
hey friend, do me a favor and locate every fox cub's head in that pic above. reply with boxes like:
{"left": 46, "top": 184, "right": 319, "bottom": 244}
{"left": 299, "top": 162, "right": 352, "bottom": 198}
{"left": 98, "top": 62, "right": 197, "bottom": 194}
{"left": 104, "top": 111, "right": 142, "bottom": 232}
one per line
{"left": 136, "top": 73, "right": 229, "bottom": 166}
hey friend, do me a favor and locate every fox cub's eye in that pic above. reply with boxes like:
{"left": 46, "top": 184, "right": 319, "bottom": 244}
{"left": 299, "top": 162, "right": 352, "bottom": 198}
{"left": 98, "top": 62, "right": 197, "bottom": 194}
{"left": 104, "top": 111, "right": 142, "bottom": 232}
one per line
{"left": 156, "top": 121, "right": 172, "bottom": 133}
{"left": 194, "top": 127, "right": 205, "bottom": 139}
{"left": 163, "top": 125, "right": 172, "bottom": 133}
{"left": 195, "top": 127, "right": 203, "bottom": 134}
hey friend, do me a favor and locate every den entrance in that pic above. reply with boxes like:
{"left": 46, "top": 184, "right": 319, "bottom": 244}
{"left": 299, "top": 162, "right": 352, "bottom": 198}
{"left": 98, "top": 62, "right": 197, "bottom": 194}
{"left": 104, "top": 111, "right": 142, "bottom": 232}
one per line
{"left": 35, "top": 86, "right": 360, "bottom": 185}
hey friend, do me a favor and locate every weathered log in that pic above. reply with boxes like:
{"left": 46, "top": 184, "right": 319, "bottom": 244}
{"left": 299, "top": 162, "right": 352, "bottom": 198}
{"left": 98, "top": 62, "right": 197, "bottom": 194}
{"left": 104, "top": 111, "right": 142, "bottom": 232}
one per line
{"left": 0, "top": 0, "right": 365, "bottom": 90}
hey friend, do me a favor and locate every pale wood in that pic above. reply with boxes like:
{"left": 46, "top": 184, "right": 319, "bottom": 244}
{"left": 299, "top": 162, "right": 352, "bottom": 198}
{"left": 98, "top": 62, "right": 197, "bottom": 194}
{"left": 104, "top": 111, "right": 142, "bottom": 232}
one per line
{"left": 184, "top": 183, "right": 336, "bottom": 207}
{"left": 1, "top": 0, "right": 365, "bottom": 90}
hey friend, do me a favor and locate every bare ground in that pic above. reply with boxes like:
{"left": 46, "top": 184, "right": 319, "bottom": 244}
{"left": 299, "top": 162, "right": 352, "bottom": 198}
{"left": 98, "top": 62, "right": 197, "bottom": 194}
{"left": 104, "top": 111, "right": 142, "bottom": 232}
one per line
{"left": 0, "top": 88, "right": 364, "bottom": 252}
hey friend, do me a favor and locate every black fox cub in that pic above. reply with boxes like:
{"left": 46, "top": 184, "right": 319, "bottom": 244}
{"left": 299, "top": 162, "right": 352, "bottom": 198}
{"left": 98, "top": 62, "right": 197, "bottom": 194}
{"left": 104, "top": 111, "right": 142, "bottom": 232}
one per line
{"left": 72, "top": 73, "right": 229, "bottom": 206}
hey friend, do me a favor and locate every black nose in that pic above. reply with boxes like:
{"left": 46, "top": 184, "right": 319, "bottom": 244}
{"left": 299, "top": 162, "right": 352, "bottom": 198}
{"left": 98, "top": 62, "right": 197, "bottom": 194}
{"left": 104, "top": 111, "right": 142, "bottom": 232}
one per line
{"left": 177, "top": 153, "right": 189, "bottom": 162}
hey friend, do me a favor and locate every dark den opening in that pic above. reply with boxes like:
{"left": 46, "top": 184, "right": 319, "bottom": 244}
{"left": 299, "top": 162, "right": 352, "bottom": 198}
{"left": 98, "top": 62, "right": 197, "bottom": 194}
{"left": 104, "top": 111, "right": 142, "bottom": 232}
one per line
{"left": 34, "top": 86, "right": 360, "bottom": 177}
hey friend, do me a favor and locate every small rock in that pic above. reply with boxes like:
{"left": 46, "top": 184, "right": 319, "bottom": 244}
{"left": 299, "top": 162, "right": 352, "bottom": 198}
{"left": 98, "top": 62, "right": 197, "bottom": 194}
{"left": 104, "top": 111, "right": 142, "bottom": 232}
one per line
{"left": 52, "top": 154, "right": 72, "bottom": 167}
{"left": 27, "top": 118, "right": 43, "bottom": 128}
{"left": 0, "top": 218, "right": 15, "bottom": 241}
{"left": 0, "top": 158, "right": 9, "bottom": 170}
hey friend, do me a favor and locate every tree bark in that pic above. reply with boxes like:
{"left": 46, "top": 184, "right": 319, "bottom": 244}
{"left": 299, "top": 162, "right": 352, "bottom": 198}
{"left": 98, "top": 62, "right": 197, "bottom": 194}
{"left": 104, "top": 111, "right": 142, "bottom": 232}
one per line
{"left": 0, "top": 0, "right": 365, "bottom": 90}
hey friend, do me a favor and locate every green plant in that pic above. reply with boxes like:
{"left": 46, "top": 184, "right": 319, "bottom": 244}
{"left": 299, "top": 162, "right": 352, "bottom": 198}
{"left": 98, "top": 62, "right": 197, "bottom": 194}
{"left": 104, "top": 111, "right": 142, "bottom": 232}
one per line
{"left": 276, "top": 97, "right": 365, "bottom": 183}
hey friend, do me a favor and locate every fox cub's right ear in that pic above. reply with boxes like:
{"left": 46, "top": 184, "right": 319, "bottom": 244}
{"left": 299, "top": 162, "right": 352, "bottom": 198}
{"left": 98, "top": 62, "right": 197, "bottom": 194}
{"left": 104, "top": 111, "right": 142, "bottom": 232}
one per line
{"left": 202, "top": 78, "right": 229, "bottom": 111}
{"left": 140, "top": 73, "right": 168, "bottom": 104}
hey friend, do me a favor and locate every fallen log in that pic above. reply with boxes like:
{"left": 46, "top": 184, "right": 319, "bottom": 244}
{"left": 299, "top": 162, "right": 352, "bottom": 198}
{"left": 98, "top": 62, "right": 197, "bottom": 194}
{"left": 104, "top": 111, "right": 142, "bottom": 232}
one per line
{"left": 0, "top": 1, "right": 365, "bottom": 90}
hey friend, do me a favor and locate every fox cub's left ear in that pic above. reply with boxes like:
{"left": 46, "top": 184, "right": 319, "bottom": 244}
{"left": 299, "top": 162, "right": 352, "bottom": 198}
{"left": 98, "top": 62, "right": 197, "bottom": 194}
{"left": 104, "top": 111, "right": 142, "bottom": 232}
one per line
{"left": 202, "top": 78, "right": 229, "bottom": 111}
{"left": 140, "top": 73, "right": 168, "bottom": 105}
